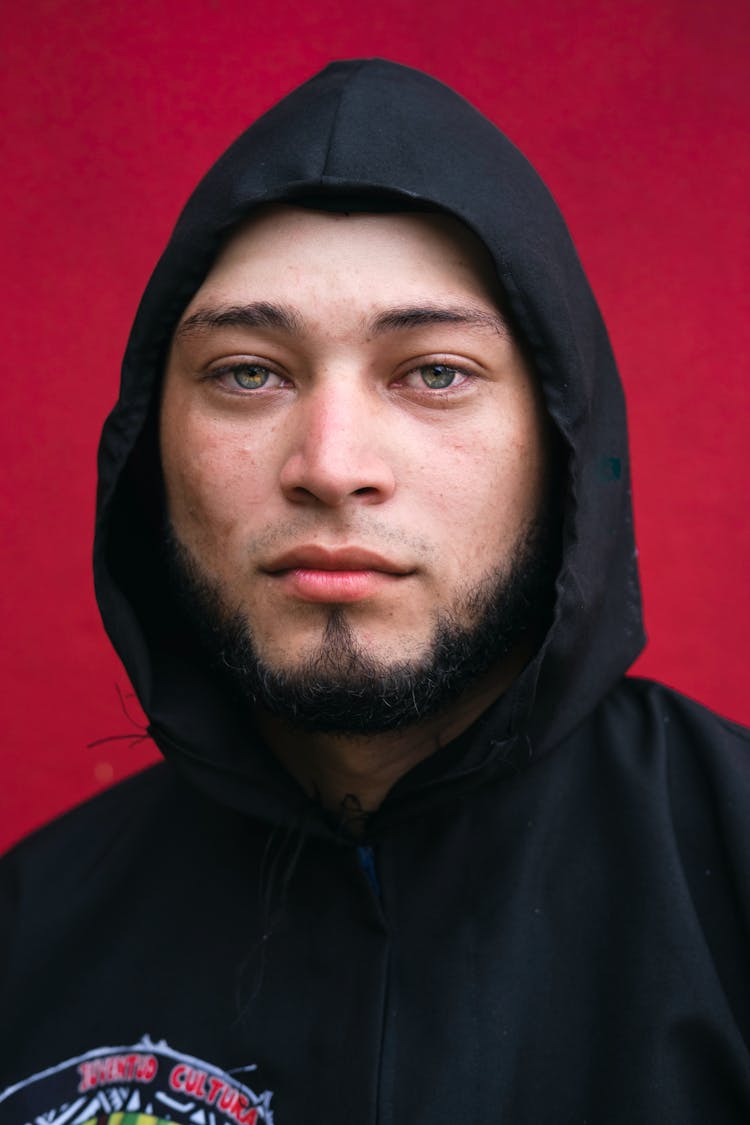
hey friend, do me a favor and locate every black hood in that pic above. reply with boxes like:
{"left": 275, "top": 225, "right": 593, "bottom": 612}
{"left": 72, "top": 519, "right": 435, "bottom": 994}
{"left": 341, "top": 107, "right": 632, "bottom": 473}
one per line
{"left": 94, "top": 59, "right": 644, "bottom": 834}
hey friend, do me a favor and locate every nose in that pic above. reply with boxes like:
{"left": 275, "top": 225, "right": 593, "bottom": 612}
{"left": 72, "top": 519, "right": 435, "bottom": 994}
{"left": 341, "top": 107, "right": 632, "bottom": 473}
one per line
{"left": 279, "top": 381, "right": 396, "bottom": 507}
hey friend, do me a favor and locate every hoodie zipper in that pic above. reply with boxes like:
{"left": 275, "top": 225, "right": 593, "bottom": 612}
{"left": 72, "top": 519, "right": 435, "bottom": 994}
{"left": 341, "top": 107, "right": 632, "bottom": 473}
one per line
{"left": 356, "top": 843, "right": 382, "bottom": 899}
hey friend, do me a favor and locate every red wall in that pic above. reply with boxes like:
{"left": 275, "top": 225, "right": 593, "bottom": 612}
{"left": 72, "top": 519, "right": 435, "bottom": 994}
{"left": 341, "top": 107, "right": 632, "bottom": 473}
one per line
{"left": 2, "top": 0, "right": 748, "bottom": 853}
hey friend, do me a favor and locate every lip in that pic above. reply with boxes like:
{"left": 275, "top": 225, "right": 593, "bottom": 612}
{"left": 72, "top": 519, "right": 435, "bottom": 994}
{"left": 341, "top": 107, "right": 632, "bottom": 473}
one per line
{"left": 262, "top": 545, "right": 413, "bottom": 603}
{"left": 263, "top": 545, "right": 412, "bottom": 575}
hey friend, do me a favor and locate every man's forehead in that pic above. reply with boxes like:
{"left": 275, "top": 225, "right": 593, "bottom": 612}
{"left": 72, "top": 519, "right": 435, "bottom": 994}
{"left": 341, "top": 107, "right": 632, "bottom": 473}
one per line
{"left": 175, "top": 203, "right": 510, "bottom": 337}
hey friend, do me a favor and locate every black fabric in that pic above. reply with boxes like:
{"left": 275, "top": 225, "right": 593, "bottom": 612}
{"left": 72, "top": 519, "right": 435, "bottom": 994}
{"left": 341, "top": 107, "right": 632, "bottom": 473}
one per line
{"left": 1, "top": 59, "right": 749, "bottom": 1122}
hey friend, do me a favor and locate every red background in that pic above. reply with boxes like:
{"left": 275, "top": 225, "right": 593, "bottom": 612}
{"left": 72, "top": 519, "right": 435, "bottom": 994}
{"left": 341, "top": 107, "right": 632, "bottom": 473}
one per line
{"left": 2, "top": 0, "right": 748, "bottom": 854}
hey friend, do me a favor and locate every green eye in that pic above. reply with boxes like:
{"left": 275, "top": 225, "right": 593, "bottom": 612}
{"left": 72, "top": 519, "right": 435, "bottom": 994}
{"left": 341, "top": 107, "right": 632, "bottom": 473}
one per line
{"left": 232, "top": 365, "right": 271, "bottom": 389}
{"left": 419, "top": 365, "right": 458, "bottom": 389}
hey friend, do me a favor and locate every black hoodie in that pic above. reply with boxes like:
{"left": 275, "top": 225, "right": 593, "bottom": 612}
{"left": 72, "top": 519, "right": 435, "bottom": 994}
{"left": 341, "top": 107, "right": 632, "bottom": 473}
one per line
{"left": 1, "top": 59, "right": 749, "bottom": 1124}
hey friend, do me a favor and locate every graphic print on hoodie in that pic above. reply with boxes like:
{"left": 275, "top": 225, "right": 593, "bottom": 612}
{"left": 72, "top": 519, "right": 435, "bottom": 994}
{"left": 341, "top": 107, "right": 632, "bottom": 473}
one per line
{"left": 0, "top": 1037, "right": 274, "bottom": 1124}
{"left": 1, "top": 59, "right": 749, "bottom": 1124}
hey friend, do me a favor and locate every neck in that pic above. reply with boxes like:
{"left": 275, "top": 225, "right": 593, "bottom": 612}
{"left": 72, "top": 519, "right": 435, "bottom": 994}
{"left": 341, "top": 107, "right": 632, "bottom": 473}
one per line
{"left": 254, "top": 654, "right": 523, "bottom": 833}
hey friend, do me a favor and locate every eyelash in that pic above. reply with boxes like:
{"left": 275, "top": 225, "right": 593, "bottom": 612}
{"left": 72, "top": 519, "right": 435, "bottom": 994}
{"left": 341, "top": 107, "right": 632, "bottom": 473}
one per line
{"left": 203, "top": 360, "right": 475, "bottom": 396}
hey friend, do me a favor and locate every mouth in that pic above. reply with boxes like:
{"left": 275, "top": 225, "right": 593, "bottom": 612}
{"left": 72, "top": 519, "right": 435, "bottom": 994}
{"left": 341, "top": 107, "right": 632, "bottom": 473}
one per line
{"left": 262, "top": 545, "right": 414, "bottom": 603}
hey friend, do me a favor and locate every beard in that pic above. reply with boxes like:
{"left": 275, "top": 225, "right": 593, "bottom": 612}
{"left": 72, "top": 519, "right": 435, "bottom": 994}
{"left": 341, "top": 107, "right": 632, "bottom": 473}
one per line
{"left": 165, "top": 513, "right": 558, "bottom": 735}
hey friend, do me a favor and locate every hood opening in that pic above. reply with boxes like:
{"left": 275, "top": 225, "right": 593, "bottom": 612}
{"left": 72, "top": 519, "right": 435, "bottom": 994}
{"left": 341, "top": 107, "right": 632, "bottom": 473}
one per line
{"left": 94, "top": 60, "right": 644, "bottom": 831}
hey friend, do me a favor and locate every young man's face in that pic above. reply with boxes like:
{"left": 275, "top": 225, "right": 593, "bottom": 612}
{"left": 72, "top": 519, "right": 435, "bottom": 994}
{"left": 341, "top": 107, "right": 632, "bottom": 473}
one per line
{"left": 160, "top": 206, "right": 552, "bottom": 729}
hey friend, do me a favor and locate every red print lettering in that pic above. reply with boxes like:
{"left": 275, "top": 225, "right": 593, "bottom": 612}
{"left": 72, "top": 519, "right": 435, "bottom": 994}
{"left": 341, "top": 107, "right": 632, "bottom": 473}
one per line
{"left": 184, "top": 1067, "right": 208, "bottom": 1098}
{"left": 207, "top": 1076, "right": 225, "bottom": 1105}
{"left": 78, "top": 1063, "right": 96, "bottom": 1091}
{"left": 234, "top": 1094, "right": 259, "bottom": 1125}
{"left": 139, "top": 1054, "right": 158, "bottom": 1082}
{"left": 78, "top": 1053, "right": 158, "bottom": 1093}
{"left": 166, "top": 1062, "right": 260, "bottom": 1123}
{"left": 218, "top": 1085, "right": 238, "bottom": 1113}
{"left": 170, "top": 1063, "right": 187, "bottom": 1090}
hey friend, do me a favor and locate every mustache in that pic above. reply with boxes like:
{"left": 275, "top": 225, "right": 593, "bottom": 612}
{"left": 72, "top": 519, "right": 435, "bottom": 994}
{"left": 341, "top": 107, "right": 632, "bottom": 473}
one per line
{"left": 243, "top": 518, "right": 434, "bottom": 558}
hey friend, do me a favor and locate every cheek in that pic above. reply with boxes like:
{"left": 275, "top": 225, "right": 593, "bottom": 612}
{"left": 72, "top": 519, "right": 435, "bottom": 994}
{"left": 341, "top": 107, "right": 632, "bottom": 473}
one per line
{"left": 413, "top": 408, "right": 547, "bottom": 562}
{"left": 161, "top": 407, "right": 275, "bottom": 554}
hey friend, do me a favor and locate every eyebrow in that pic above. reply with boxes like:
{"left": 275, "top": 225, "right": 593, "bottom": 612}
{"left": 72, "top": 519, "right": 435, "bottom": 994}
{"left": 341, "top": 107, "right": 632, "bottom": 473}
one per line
{"left": 176, "top": 301, "right": 304, "bottom": 338}
{"left": 175, "top": 300, "right": 510, "bottom": 340}
{"left": 368, "top": 304, "right": 510, "bottom": 338}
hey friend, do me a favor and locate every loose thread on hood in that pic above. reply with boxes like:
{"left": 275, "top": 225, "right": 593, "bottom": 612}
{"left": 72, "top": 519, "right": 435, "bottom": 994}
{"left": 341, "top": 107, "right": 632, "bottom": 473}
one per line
{"left": 87, "top": 732, "right": 151, "bottom": 750}
{"left": 86, "top": 683, "right": 152, "bottom": 751}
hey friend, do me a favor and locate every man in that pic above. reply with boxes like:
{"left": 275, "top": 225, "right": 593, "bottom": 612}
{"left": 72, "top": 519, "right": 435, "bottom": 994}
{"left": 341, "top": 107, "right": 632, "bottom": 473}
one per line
{"left": 1, "top": 59, "right": 748, "bottom": 1123}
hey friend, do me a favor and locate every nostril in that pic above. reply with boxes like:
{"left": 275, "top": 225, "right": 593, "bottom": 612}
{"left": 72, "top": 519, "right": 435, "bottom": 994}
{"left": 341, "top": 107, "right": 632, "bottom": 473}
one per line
{"left": 279, "top": 441, "right": 396, "bottom": 506}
